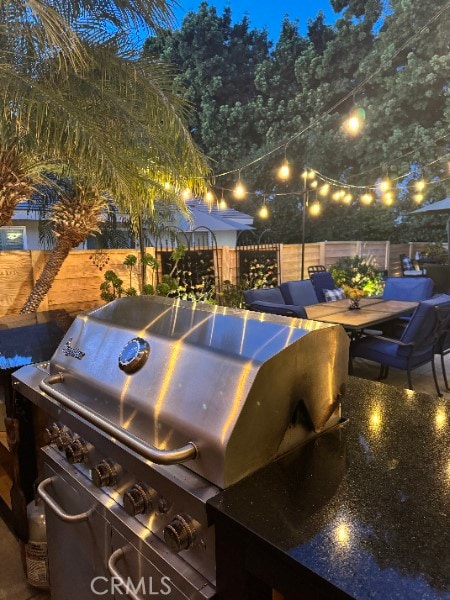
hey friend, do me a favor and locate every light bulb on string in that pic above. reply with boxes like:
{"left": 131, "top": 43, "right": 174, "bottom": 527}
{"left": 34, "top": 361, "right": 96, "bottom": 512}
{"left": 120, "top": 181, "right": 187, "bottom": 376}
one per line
{"left": 338, "top": 190, "right": 346, "bottom": 200}
{"left": 310, "top": 179, "right": 318, "bottom": 189}
{"left": 233, "top": 172, "right": 247, "bottom": 200}
{"left": 379, "top": 178, "right": 391, "bottom": 193}
{"left": 181, "top": 187, "right": 192, "bottom": 201}
{"left": 319, "top": 183, "right": 330, "bottom": 197}
{"left": 309, "top": 201, "right": 321, "bottom": 216}
{"left": 277, "top": 147, "right": 291, "bottom": 180}
{"left": 360, "top": 192, "right": 374, "bottom": 205}
{"left": 414, "top": 179, "right": 426, "bottom": 192}
{"left": 259, "top": 205, "right": 269, "bottom": 219}
{"left": 308, "top": 169, "right": 316, "bottom": 180}
{"left": 332, "top": 190, "right": 341, "bottom": 201}
{"left": 413, "top": 193, "right": 424, "bottom": 203}
{"left": 343, "top": 107, "right": 365, "bottom": 137}
{"left": 204, "top": 190, "right": 214, "bottom": 204}
{"left": 164, "top": 181, "right": 172, "bottom": 191}
{"left": 382, "top": 192, "right": 394, "bottom": 206}
{"left": 343, "top": 193, "right": 353, "bottom": 204}
{"left": 301, "top": 169, "right": 309, "bottom": 180}
{"left": 277, "top": 161, "right": 290, "bottom": 180}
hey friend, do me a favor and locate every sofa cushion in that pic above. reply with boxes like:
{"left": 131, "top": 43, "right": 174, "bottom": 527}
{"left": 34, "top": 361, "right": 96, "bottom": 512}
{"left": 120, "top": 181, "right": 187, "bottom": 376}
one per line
{"left": 324, "top": 288, "right": 345, "bottom": 302}
{"left": 243, "top": 287, "right": 285, "bottom": 306}
{"left": 279, "top": 280, "right": 318, "bottom": 306}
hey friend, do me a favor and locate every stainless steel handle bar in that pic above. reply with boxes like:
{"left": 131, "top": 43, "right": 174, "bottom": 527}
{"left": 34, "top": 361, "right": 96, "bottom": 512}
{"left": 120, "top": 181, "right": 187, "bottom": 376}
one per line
{"left": 38, "top": 477, "right": 93, "bottom": 523}
{"left": 40, "top": 374, "right": 198, "bottom": 465}
{"left": 108, "top": 547, "right": 143, "bottom": 600}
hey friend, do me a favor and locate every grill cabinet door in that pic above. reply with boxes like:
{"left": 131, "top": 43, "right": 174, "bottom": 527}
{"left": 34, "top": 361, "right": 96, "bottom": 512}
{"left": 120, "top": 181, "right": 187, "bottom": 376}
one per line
{"left": 43, "top": 462, "right": 113, "bottom": 600}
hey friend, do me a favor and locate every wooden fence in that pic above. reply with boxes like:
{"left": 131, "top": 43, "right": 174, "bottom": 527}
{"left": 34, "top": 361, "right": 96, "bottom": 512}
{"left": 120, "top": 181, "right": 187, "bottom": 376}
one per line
{"left": 0, "top": 241, "right": 445, "bottom": 317}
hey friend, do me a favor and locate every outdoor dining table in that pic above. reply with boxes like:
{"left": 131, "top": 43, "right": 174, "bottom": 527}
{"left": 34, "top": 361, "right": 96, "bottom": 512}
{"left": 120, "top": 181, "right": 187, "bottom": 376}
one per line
{"left": 304, "top": 297, "right": 418, "bottom": 330}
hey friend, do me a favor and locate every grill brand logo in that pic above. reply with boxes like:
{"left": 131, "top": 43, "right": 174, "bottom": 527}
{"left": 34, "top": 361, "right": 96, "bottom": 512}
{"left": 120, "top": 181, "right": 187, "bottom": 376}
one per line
{"left": 91, "top": 576, "right": 172, "bottom": 596}
{"left": 62, "top": 338, "right": 85, "bottom": 360}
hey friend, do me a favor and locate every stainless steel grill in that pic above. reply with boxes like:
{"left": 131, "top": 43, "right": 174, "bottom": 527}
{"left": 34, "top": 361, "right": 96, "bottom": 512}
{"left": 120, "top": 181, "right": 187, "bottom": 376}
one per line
{"left": 13, "top": 296, "right": 349, "bottom": 599}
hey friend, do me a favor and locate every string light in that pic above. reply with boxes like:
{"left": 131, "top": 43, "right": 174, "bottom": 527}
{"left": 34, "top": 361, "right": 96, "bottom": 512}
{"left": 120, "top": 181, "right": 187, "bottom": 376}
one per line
{"left": 379, "top": 178, "right": 391, "bottom": 193}
{"left": 414, "top": 179, "right": 426, "bottom": 192}
{"left": 310, "top": 179, "right": 318, "bottom": 189}
{"left": 233, "top": 172, "right": 247, "bottom": 199}
{"left": 181, "top": 187, "right": 191, "bottom": 201}
{"left": 413, "top": 193, "right": 424, "bottom": 203}
{"left": 360, "top": 192, "right": 374, "bottom": 205}
{"left": 301, "top": 169, "right": 309, "bottom": 180}
{"left": 309, "top": 202, "right": 321, "bottom": 216}
{"left": 332, "top": 191, "right": 341, "bottom": 201}
{"left": 277, "top": 160, "right": 290, "bottom": 180}
{"left": 204, "top": 190, "right": 214, "bottom": 203}
{"left": 383, "top": 192, "right": 394, "bottom": 205}
{"left": 259, "top": 204, "right": 269, "bottom": 219}
{"left": 164, "top": 181, "right": 172, "bottom": 190}
{"left": 343, "top": 193, "right": 353, "bottom": 204}
{"left": 343, "top": 108, "right": 365, "bottom": 137}
{"left": 308, "top": 170, "right": 316, "bottom": 180}
{"left": 319, "top": 183, "right": 330, "bottom": 197}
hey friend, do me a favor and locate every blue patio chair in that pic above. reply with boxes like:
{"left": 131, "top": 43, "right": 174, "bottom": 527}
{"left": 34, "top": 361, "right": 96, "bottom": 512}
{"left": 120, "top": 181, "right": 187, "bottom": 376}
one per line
{"left": 350, "top": 295, "right": 450, "bottom": 396}
{"left": 243, "top": 287, "right": 306, "bottom": 318}
{"left": 309, "top": 271, "right": 337, "bottom": 302}
{"left": 279, "top": 280, "right": 318, "bottom": 306}
{"left": 382, "top": 277, "right": 434, "bottom": 301}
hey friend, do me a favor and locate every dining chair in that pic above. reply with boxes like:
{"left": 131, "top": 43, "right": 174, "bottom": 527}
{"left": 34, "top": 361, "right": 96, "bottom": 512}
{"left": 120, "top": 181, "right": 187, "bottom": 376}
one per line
{"left": 350, "top": 295, "right": 450, "bottom": 396}
{"left": 309, "top": 271, "right": 337, "bottom": 302}
{"left": 382, "top": 277, "right": 434, "bottom": 301}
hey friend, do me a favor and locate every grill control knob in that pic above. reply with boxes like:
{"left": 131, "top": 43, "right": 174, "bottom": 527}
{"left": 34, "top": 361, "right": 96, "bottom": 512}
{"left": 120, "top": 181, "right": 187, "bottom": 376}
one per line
{"left": 43, "top": 422, "right": 63, "bottom": 445}
{"left": 91, "top": 460, "right": 118, "bottom": 488}
{"left": 55, "top": 430, "right": 73, "bottom": 451}
{"left": 164, "top": 514, "right": 199, "bottom": 553}
{"left": 65, "top": 438, "right": 89, "bottom": 464}
{"left": 122, "top": 484, "right": 157, "bottom": 516}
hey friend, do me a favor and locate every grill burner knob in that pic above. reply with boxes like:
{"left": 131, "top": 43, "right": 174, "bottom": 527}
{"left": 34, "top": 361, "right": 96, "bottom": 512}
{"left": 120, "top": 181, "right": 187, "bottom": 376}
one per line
{"left": 164, "top": 514, "right": 198, "bottom": 553}
{"left": 44, "top": 423, "right": 73, "bottom": 450}
{"left": 65, "top": 438, "right": 89, "bottom": 464}
{"left": 123, "top": 484, "right": 157, "bottom": 516}
{"left": 55, "top": 430, "right": 73, "bottom": 451}
{"left": 43, "top": 422, "right": 63, "bottom": 445}
{"left": 91, "top": 460, "right": 118, "bottom": 488}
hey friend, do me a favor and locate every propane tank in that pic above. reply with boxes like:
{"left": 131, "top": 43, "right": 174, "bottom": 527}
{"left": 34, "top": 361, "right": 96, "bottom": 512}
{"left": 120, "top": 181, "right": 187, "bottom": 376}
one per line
{"left": 24, "top": 497, "right": 50, "bottom": 589}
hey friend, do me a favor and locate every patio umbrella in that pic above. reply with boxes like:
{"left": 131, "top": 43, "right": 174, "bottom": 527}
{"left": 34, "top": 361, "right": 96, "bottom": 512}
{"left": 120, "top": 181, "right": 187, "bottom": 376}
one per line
{"left": 411, "top": 197, "right": 450, "bottom": 261}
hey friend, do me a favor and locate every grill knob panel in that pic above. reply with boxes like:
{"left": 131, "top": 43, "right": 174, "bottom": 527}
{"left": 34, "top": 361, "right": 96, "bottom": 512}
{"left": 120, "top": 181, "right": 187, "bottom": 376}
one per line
{"left": 122, "top": 484, "right": 156, "bottom": 516}
{"left": 65, "top": 438, "right": 89, "bottom": 464}
{"left": 164, "top": 514, "right": 198, "bottom": 553}
{"left": 55, "top": 430, "right": 73, "bottom": 451}
{"left": 118, "top": 337, "right": 150, "bottom": 374}
{"left": 91, "top": 460, "right": 118, "bottom": 488}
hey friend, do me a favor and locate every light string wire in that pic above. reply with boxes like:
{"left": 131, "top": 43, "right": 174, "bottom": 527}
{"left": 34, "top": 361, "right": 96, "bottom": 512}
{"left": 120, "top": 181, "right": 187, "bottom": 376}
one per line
{"left": 206, "top": 1, "right": 450, "bottom": 184}
{"left": 218, "top": 152, "right": 450, "bottom": 198}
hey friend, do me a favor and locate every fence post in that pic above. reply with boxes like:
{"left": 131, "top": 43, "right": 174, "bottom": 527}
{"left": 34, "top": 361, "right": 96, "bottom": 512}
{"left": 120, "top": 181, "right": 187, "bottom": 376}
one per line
{"left": 384, "top": 241, "right": 390, "bottom": 271}
{"left": 319, "top": 242, "right": 326, "bottom": 267}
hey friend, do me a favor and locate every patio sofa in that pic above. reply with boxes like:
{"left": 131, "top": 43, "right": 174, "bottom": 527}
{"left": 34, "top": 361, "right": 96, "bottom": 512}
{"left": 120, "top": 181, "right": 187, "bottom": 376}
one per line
{"left": 243, "top": 280, "right": 319, "bottom": 318}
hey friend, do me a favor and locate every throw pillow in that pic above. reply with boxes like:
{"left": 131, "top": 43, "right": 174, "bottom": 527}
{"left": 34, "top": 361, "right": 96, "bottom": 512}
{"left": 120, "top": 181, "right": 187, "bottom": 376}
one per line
{"left": 323, "top": 288, "right": 345, "bottom": 302}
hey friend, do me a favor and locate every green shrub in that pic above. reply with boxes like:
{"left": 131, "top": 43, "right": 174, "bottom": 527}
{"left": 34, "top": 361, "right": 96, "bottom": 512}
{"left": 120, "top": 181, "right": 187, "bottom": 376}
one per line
{"left": 330, "top": 256, "right": 384, "bottom": 296}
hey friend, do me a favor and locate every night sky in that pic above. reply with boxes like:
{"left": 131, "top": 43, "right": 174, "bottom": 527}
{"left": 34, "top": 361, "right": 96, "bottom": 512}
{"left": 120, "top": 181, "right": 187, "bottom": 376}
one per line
{"left": 172, "top": 0, "right": 339, "bottom": 42}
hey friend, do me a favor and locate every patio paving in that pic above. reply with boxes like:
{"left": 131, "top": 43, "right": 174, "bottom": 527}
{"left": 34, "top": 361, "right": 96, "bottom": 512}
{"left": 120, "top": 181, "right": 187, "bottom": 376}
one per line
{"left": 352, "top": 354, "right": 450, "bottom": 399}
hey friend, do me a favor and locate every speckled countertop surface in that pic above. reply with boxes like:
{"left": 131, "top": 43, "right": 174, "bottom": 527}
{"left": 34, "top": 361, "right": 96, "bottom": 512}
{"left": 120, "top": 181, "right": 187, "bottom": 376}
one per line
{"left": 208, "top": 377, "right": 450, "bottom": 599}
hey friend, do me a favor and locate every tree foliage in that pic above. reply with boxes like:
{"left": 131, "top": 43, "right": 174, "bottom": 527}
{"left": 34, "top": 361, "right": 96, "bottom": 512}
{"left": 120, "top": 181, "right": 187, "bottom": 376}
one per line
{"left": 145, "top": 0, "right": 449, "bottom": 243}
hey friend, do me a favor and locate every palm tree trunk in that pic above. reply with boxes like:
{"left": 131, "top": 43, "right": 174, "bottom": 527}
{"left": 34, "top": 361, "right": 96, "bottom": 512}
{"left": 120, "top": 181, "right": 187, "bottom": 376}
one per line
{"left": 20, "top": 238, "right": 73, "bottom": 313}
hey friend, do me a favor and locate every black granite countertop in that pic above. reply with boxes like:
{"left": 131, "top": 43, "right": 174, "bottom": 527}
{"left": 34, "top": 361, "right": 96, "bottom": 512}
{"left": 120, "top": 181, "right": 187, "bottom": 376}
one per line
{"left": 208, "top": 377, "right": 450, "bottom": 599}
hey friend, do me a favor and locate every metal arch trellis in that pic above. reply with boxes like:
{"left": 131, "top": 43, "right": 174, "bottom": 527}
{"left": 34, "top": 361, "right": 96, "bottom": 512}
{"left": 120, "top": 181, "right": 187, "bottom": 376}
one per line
{"left": 154, "top": 225, "right": 221, "bottom": 300}
{"left": 236, "top": 229, "right": 280, "bottom": 290}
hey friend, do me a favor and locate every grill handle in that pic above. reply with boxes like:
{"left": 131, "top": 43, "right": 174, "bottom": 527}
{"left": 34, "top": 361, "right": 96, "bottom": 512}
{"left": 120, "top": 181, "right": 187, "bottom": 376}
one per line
{"left": 108, "top": 547, "right": 143, "bottom": 600}
{"left": 38, "top": 476, "right": 93, "bottom": 523}
{"left": 40, "top": 374, "right": 198, "bottom": 465}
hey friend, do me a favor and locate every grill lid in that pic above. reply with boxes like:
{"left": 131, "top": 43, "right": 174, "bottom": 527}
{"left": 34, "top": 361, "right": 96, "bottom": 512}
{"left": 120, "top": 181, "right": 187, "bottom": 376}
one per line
{"left": 42, "top": 296, "right": 349, "bottom": 487}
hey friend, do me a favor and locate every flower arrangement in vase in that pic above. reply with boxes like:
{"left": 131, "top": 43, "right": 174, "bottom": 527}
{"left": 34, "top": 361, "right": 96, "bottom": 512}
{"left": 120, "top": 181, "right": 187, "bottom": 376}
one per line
{"left": 341, "top": 284, "right": 366, "bottom": 310}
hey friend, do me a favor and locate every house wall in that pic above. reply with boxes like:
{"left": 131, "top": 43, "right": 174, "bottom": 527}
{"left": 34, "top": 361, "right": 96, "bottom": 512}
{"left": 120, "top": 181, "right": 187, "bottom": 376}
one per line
{"left": 0, "top": 241, "right": 444, "bottom": 317}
